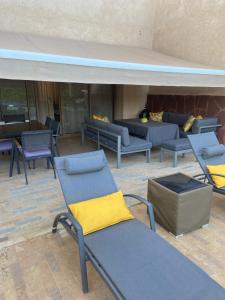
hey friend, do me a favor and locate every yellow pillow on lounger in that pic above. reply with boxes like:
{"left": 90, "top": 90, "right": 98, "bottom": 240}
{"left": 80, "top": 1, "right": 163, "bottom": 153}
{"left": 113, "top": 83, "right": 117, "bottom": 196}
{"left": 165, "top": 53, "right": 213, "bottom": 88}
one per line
{"left": 150, "top": 112, "right": 163, "bottom": 122}
{"left": 207, "top": 164, "right": 225, "bottom": 188}
{"left": 69, "top": 191, "right": 134, "bottom": 235}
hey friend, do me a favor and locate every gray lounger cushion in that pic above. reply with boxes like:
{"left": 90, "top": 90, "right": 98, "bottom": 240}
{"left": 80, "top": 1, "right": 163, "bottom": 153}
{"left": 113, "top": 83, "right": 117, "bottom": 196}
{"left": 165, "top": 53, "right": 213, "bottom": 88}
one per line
{"left": 201, "top": 144, "right": 225, "bottom": 159}
{"left": 162, "top": 138, "right": 191, "bottom": 151}
{"left": 64, "top": 155, "right": 106, "bottom": 175}
{"left": 85, "top": 219, "right": 225, "bottom": 300}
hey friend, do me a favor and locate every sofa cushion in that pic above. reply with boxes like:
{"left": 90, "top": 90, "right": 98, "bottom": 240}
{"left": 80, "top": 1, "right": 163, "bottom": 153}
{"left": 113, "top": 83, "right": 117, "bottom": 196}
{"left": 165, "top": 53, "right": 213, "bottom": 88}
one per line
{"left": 179, "top": 128, "right": 193, "bottom": 138}
{"left": 85, "top": 119, "right": 130, "bottom": 147}
{"left": 168, "top": 112, "right": 189, "bottom": 126}
{"left": 121, "top": 136, "right": 152, "bottom": 153}
{"left": 107, "top": 123, "right": 130, "bottom": 146}
{"left": 162, "top": 138, "right": 191, "bottom": 151}
{"left": 162, "top": 112, "right": 169, "bottom": 123}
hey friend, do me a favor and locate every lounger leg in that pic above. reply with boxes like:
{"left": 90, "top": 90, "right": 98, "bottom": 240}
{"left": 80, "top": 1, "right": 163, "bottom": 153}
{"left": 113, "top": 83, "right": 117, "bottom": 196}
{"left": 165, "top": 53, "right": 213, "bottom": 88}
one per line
{"left": 173, "top": 152, "right": 178, "bottom": 167}
{"left": 33, "top": 160, "right": 35, "bottom": 169}
{"left": 160, "top": 148, "right": 164, "bottom": 162}
{"left": 146, "top": 150, "right": 150, "bottom": 163}
{"left": 78, "top": 241, "right": 89, "bottom": 293}
{"left": 52, "top": 214, "right": 89, "bottom": 293}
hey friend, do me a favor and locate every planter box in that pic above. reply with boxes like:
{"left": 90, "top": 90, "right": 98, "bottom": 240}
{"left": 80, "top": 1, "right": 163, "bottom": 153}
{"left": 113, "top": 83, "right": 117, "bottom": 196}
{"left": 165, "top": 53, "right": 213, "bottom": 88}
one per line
{"left": 148, "top": 173, "right": 213, "bottom": 236}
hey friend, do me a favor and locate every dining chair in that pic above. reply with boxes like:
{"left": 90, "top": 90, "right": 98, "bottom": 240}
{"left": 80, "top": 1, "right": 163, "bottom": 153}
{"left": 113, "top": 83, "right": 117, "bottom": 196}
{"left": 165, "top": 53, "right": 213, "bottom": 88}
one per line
{"left": 50, "top": 119, "right": 61, "bottom": 156}
{"left": 20, "top": 130, "right": 56, "bottom": 184}
{"left": 0, "top": 139, "right": 20, "bottom": 176}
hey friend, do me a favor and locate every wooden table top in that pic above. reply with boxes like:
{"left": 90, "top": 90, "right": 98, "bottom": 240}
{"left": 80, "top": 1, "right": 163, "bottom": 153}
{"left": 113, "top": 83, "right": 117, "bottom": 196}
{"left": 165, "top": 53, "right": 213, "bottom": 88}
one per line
{"left": 0, "top": 120, "right": 46, "bottom": 139}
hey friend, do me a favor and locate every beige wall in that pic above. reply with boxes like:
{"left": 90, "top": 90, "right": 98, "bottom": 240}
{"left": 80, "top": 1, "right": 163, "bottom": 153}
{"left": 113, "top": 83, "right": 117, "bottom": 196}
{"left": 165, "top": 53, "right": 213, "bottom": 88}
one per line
{"left": 0, "top": 0, "right": 155, "bottom": 48}
{"left": 153, "top": 0, "right": 225, "bottom": 68}
{"left": 115, "top": 85, "right": 148, "bottom": 119}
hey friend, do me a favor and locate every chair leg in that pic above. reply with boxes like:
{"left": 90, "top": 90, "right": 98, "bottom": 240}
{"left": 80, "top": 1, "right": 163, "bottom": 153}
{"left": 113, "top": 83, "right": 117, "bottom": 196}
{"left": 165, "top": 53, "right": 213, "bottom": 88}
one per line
{"left": 146, "top": 150, "right": 151, "bottom": 163}
{"left": 173, "top": 152, "right": 178, "bottom": 168}
{"left": 22, "top": 157, "right": 28, "bottom": 184}
{"left": 9, "top": 148, "right": 14, "bottom": 177}
{"left": 160, "top": 148, "right": 164, "bottom": 162}
{"left": 15, "top": 148, "right": 21, "bottom": 174}
{"left": 47, "top": 158, "right": 50, "bottom": 169}
{"left": 50, "top": 157, "right": 56, "bottom": 179}
{"left": 117, "top": 152, "right": 121, "bottom": 168}
{"left": 33, "top": 160, "right": 36, "bottom": 169}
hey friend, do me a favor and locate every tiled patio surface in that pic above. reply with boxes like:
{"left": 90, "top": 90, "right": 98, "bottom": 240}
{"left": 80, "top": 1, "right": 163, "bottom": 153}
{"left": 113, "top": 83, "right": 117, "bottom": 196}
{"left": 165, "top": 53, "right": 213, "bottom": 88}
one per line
{"left": 0, "top": 135, "right": 225, "bottom": 299}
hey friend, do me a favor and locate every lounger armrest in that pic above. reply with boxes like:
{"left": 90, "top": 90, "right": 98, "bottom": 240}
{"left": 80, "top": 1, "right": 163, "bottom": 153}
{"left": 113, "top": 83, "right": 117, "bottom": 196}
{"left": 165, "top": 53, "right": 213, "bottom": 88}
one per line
{"left": 194, "top": 173, "right": 225, "bottom": 179}
{"left": 124, "top": 194, "right": 156, "bottom": 231}
{"left": 194, "top": 173, "right": 225, "bottom": 189}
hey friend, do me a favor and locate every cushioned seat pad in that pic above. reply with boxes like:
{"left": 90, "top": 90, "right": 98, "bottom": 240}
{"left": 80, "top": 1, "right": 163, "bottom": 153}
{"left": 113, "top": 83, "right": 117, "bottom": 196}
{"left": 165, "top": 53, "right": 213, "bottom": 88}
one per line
{"left": 85, "top": 220, "right": 225, "bottom": 300}
{"left": 24, "top": 149, "right": 51, "bottom": 158}
{"left": 162, "top": 138, "right": 191, "bottom": 151}
{"left": 121, "top": 136, "right": 152, "bottom": 152}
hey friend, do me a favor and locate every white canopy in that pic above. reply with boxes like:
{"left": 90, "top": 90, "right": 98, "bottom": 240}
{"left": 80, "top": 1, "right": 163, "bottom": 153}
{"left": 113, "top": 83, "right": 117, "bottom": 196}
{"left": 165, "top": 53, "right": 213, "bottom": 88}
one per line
{"left": 0, "top": 31, "right": 225, "bottom": 87}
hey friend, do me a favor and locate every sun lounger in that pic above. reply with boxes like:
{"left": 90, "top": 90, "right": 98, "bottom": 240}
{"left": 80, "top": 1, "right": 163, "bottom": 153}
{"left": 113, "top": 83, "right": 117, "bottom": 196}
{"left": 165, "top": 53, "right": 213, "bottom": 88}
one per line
{"left": 52, "top": 150, "right": 225, "bottom": 299}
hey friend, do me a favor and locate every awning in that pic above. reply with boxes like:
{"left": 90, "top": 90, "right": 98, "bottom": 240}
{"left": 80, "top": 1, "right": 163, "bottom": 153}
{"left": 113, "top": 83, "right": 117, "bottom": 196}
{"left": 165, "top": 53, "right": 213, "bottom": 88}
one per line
{"left": 0, "top": 31, "right": 225, "bottom": 87}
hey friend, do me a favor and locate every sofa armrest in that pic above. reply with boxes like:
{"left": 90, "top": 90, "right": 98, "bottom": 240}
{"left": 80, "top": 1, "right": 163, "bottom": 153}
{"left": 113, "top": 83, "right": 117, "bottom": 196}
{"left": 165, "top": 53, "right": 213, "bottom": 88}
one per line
{"left": 192, "top": 118, "right": 219, "bottom": 134}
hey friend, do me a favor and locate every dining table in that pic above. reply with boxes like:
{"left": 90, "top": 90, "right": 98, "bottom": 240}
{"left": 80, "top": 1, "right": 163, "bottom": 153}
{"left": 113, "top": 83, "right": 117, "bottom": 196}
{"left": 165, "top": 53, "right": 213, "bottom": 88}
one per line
{"left": 0, "top": 120, "right": 46, "bottom": 139}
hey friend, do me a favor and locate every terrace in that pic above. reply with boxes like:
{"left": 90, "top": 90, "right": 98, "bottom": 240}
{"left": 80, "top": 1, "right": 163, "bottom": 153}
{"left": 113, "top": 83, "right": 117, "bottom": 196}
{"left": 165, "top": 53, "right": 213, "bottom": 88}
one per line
{"left": 1, "top": 2, "right": 225, "bottom": 298}
{"left": 0, "top": 134, "right": 225, "bottom": 299}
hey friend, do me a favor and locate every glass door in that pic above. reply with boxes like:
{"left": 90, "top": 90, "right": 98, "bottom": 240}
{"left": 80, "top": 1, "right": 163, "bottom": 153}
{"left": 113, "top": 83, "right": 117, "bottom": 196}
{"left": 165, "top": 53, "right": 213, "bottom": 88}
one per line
{"left": 60, "top": 83, "right": 89, "bottom": 134}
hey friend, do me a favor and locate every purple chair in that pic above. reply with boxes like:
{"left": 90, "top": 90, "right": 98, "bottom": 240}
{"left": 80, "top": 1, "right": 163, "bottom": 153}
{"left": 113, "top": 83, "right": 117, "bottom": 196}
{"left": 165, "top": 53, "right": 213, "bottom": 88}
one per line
{"left": 20, "top": 130, "right": 56, "bottom": 184}
{"left": 0, "top": 139, "right": 20, "bottom": 176}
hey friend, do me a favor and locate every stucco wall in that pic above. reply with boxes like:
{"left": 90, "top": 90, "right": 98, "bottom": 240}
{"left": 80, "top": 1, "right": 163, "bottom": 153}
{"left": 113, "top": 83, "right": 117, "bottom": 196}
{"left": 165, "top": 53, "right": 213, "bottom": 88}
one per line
{"left": 116, "top": 85, "right": 148, "bottom": 119}
{"left": 153, "top": 0, "right": 225, "bottom": 68}
{"left": 0, "top": 0, "right": 155, "bottom": 48}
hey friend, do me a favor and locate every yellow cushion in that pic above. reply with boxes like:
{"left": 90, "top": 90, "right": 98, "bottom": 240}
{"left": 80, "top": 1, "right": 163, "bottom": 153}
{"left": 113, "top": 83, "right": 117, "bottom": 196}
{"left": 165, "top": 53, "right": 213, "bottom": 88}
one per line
{"left": 150, "top": 112, "right": 163, "bottom": 122}
{"left": 196, "top": 115, "right": 203, "bottom": 120}
{"left": 183, "top": 115, "right": 196, "bottom": 132}
{"left": 207, "top": 164, "right": 225, "bottom": 188}
{"left": 69, "top": 191, "right": 134, "bottom": 235}
{"left": 93, "top": 114, "right": 109, "bottom": 122}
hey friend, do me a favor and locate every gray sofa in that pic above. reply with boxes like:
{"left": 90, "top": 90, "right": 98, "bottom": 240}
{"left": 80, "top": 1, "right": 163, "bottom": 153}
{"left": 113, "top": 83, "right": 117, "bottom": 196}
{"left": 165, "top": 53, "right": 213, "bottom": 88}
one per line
{"left": 81, "top": 119, "right": 152, "bottom": 168}
{"left": 162, "top": 112, "right": 219, "bottom": 138}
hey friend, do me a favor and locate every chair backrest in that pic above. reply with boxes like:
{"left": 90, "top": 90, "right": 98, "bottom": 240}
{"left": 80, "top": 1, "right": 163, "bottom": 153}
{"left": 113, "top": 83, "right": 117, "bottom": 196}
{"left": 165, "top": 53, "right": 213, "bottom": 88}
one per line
{"left": 21, "top": 130, "right": 52, "bottom": 152}
{"left": 4, "top": 114, "right": 26, "bottom": 123}
{"left": 45, "top": 116, "right": 53, "bottom": 129}
{"left": 50, "top": 120, "right": 60, "bottom": 136}
{"left": 188, "top": 132, "right": 225, "bottom": 184}
{"left": 54, "top": 150, "right": 118, "bottom": 205}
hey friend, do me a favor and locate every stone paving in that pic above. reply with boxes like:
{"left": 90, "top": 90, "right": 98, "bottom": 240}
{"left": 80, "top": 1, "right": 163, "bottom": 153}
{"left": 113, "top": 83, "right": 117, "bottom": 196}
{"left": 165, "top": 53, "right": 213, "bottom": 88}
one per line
{"left": 0, "top": 135, "right": 202, "bottom": 249}
{"left": 0, "top": 135, "right": 225, "bottom": 299}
